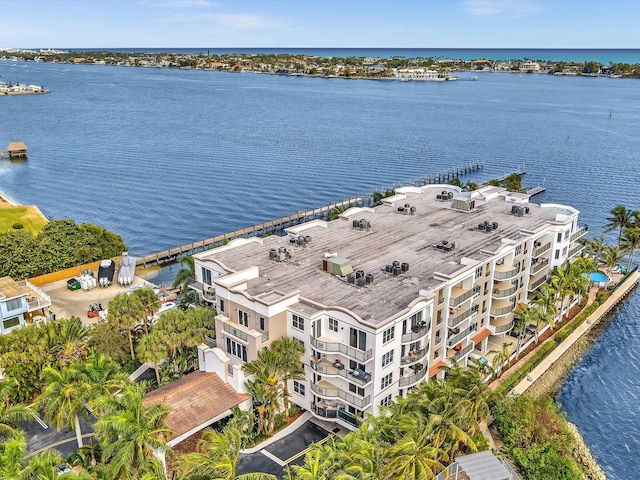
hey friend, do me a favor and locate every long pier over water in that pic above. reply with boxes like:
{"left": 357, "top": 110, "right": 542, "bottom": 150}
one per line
{"left": 137, "top": 162, "right": 523, "bottom": 267}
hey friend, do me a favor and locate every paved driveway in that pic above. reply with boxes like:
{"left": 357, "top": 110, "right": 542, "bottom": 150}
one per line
{"left": 21, "top": 413, "right": 95, "bottom": 459}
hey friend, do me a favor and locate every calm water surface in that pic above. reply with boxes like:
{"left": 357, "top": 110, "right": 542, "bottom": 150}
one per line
{"left": 0, "top": 59, "right": 639, "bottom": 478}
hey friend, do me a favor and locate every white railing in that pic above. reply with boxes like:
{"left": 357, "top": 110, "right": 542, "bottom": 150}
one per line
{"left": 223, "top": 322, "right": 248, "bottom": 342}
{"left": 493, "top": 320, "right": 515, "bottom": 334}
{"left": 399, "top": 367, "right": 427, "bottom": 387}
{"left": 401, "top": 325, "right": 429, "bottom": 343}
{"left": 310, "top": 337, "right": 373, "bottom": 362}
{"left": 310, "top": 383, "right": 371, "bottom": 409}
{"left": 449, "top": 285, "right": 480, "bottom": 307}
{"left": 492, "top": 284, "right": 517, "bottom": 299}
{"left": 490, "top": 304, "right": 515, "bottom": 316}
{"left": 448, "top": 305, "right": 478, "bottom": 328}
{"left": 530, "top": 258, "right": 549, "bottom": 275}
{"left": 447, "top": 327, "right": 475, "bottom": 347}
{"left": 310, "top": 361, "right": 372, "bottom": 386}
{"left": 494, "top": 265, "right": 520, "bottom": 280}
{"left": 533, "top": 242, "right": 551, "bottom": 257}
{"left": 570, "top": 226, "right": 588, "bottom": 242}
{"left": 569, "top": 244, "right": 584, "bottom": 257}
{"left": 528, "top": 275, "right": 548, "bottom": 291}
{"left": 453, "top": 343, "right": 474, "bottom": 361}
{"left": 401, "top": 346, "right": 429, "bottom": 365}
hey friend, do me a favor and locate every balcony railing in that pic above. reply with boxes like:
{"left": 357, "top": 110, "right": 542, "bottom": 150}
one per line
{"left": 261, "top": 331, "right": 269, "bottom": 343}
{"left": 310, "top": 337, "right": 373, "bottom": 363}
{"left": 569, "top": 243, "right": 584, "bottom": 257}
{"left": 490, "top": 304, "right": 515, "bottom": 317}
{"left": 310, "top": 361, "right": 372, "bottom": 386}
{"left": 449, "top": 285, "right": 480, "bottom": 308}
{"left": 492, "top": 284, "right": 517, "bottom": 299}
{"left": 311, "top": 403, "right": 361, "bottom": 428}
{"left": 492, "top": 320, "right": 515, "bottom": 334}
{"left": 494, "top": 265, "right": 520, "bottom": 280}
{"left": 223, "top": 322, "right": 248, "bottom": 342}
{"left": 399, "top": 367, "right": 427, "bottom": 387}
{"left": 310, "top": 382, "right": 371, "bottom": 409}
{"left": 453, "top": 343, "right": 474, "bottom": 361}
{"left": 401, "top": 346, "right": 429, "bottom": 365}
{"left": 530, "top": 258, "right": 550, "bottom": 275}
{"left": 528, "top": 275, "right": 548, "bottom": 292}
{"left": 401, "top": 325, "right": 429, "bottom": 343}
{"left": 447, "top": 326, "right": 475, "bottom": 347}
{"left": 448, "top": 305, "right": 479, "bottom": 328}
{"left": 570, "top": 225, "right": 588, "bottom": 242}
{"left": 533, "top": 242, "right": 551, "bottom": 257}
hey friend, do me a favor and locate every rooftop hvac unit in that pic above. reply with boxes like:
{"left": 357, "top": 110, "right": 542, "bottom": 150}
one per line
{"left": 289, "top": 237, "right": 297, "bottom": 244}
{"left": 356, "top": 277, "right": 366, "bottom": 287}
{"left": 279, "top": 246, "right": 287, "bottom": 253}
{"left": 511, "top": 205, "right": 520, "bottom": 215}
{"left": 401, "top": 262, "right": 409, "bottom": 273}
{"left": 356, "top": 270, "right": 365, "bottom": 279}
{"left": 269, "top": 249, "right": 278, "bottom": 259}
{"left": 410, "top": 206, "right": 417, "bottom": 215}
{"left": 347, "top": 273, "right": 355, "bottom": 284}
{"left": 393, "top": 260, "right": 400, "bottom": 268}
{"left": 277, "top": 253, "right": 286, "bottom": 261}
{"left": 305, "top": 235, "right": 312, "bottom": 243}
{"left": 353, "top": 220, "right": 359, "bottom": 228}
{"left": 385, "top": 264, "right": 393, "bottom": 273}
{"left": 492, "top": 222, "right": 499, "bottom": 230}
{"left": 365, "top": 273, "right": 374, "bottom": 284}
{"left": 405, "top": 203, "right": 410, "bottom": 208}
{"left": 392, "top": 266, "right": 402, "bottom": 276}
{"left": 398, "top": 207, "right": 405, "bottom": 212}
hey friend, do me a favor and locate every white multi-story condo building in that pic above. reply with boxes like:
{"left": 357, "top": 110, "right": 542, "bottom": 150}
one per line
{"left": 191, "top": 184, "right": 586, "bottom": 429}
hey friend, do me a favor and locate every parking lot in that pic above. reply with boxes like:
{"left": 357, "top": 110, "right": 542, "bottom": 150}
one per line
{"left": 41, "top": 276, "right": 154, "bottom": 325}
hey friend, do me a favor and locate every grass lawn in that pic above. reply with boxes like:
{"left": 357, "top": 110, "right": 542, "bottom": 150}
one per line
{"left": 0, "top": 206, "right": 48, "bottom": 235}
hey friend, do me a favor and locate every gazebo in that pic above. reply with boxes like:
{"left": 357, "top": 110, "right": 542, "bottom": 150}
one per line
{"left": 7, "top": 142, "right": 27, "bottom": 159}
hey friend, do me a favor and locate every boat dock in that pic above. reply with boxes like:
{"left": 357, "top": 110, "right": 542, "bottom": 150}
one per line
{"left": 135, "top": 162, "right": 529, "bottom": 268}
{"left": 0, "top": 142, "right": 28, "bottom": 159}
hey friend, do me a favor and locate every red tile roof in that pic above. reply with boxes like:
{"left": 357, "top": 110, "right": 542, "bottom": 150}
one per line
{"left": 471, "top": 328, "right": 492, "bottom": 344}
{"left": 144, "top": 370, "right": 250, "bottom": 441}
{"left": 429, "top": 360, "right": 447, "bottom": 378}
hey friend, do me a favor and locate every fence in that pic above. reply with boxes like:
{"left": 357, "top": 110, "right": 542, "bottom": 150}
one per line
{"left": 28, "top": 256, "right": 123, "bottom": 286}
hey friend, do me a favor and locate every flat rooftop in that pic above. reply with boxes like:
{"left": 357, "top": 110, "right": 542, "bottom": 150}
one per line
{"left": 197, "top": 186, "right": 577, "bottom": 327}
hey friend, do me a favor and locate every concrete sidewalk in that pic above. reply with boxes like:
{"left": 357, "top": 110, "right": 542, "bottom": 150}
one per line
{"left": 512, "top": 271, "right": 639, "bottom": 395}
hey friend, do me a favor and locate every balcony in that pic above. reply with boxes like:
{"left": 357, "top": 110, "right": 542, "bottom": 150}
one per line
{"left": 19, "top": 279, "right": 51, "bottom": 313}
{"left": 401, "top": 324, "right": 429, "bottom": 343}
{"left": 310, "top": 381, "right": 371, "bottom": 409}
{"left": 399, "top": 365, "right": 427, "bottom": 387}
{"left": 492, "top": 282, "right": 517, "bottom": 299}
{"left": 570, "top": 224, "right": 588, "bottom": 242}
{"left": 450, "top": 343, "right": 474, "bottom": 362}
{"left": 310, "top": 358, "right": 372, "bottom": 387}
{"left": 528, "top": 275, "right": 548, "bottom": 292}
{"left": 490, "top": 299, "right": 515, "bottom": 317}
{"left": 489, "top": 315, "right": 515, "bottom": 335}
{"left": 401, "top": 345, "right": 429, "bottom": 365}
{"left": 222, "top": 322, "right": 248, "bottom": 342}
{"left": 261, "top": 331, "right": 269, "bottom": 343}
{"left": 448, "top": 304, "right": 479, "bottom": 328}
{"left": 189, "top": 281, "right": 216, "bottom": 301}
{"left": 311, "top": 402, "right": 361, "bottom": 428}
{"left": 447, "top": 326, "right": 475, "bottom": 348}
{"left": 569, "top": 243, "right": 584, "bottom": 257}
{"left": 533, "top": 241, "right": 551, "bottom": 257}
{"left": 494, "top": 263, "right": 520, "bottom": 280}
{"left": 449, "top": 285, "right": 480, "bottom": 308}
{"left": 310, "top": 337, "right": 373, "bottom": 363}
{"left": 530, "top": 258, "right": 549, "bottom": 275}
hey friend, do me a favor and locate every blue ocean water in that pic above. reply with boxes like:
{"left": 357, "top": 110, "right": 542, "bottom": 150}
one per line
{"left": 65, "top": 48, "right": 640, "bottom": 64}
{"left": 0, "top": 58, "right": 639, "bottom": 477}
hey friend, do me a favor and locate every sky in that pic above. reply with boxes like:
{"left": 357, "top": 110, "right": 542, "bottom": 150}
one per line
{"left": 0, "top": 0, "right": 638, "bottom": 49}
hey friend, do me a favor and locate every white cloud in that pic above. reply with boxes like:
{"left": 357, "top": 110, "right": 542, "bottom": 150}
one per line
{"left": 464, "top": 0, "right": 544, "bottom": 18}
{"left": 160, "top": 12, "right": 282, "bottom": 30}
{"left": 152, "top": 0, "right": 218, "bottom": 8}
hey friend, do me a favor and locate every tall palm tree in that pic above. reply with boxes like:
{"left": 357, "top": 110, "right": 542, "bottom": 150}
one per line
{"left": 271, "top": 337, "right": 305, "bottom": 418}
{"left": 108, "top": 292, "right": 145, "bottom": 360}
{"left": 178, "top": 427, "right": 276, "bottom": 480}
{"left": 36, "top": 364, "right": 90, "bottom": 449}
{"left": 46, "top": 316, "right": 90, "bottom": 366}
{"left": 93, "top": 384, "right": 172, "bottom": 480}
{"left": 78, "top": 353, "right": 131, "bottom": 411}
{"left": 603, "top": 245, "right": 622, "bottom": 274}
{"left": 583, "top": 235, "right": 606, "bottom": 263}
{"left": 620, "top": 226, "right": 640, "bottom": 271}
{"left": 137, "top": 334, "right": 168, "bottom": 385}
{"left": 0, "top": 379, "right": 37, "bottom": 439}
{"left": 605, "top": 205, "right": 633, "bottom": 245}
{"left": 132, "top": 286, "right": 161, "bottom": 334}
{"left": 172, "top": 255, "right": 195, "bottom": 289}
{"left": 489, "top": 341, "right": 512, "bottom": 376}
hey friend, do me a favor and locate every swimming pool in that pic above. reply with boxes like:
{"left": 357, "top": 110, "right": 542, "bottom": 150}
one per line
{"left": 584, "top": 271, "right": 609, "bottom": 283}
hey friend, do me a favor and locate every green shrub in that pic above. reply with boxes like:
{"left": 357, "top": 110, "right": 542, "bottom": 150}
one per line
{"left": 554, "top": 301, "right": 600, "bottom": 344}
{"left": 12, "top": 222, "right": 23, "bottom": 229}
{"left": 495, "top": 341, "right": 556, "bottom": 396}
{"left": 595, "top": 290, "right": 609, "bottom": 303}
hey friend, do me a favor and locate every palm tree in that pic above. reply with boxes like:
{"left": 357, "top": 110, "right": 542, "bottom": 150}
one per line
{"left": 152, "top": 308, "right": 208, "bottom": 374}
{"left": 78, "top": 353, "right": 130, "bottom": 411}
{"left": 271, "top": 337, "right": 305, "bottom": 418}
{"left": 36, "top": 364, "right": 90, "bottom": 449}
{"left": 0, "top": 379, "right": 37, "bottom": 439}
{"left": 138, "top": 334, "right": 168, "bottom": 385}
{"left": 513, "top": 304, "right": 535, "bottom": 356}
{"left": 489, "top": 341, "right": 512, "bottom": 377}
{"left": 605, "top": 205, "right": 633, "bottom": 245}
{"left": 47, "top": 316, "right": 90, "bottom": 366}
{"left": 132, "top": 286, "right": 160, "bottom": 334}
{"left": 584, "top": 235, "right": 606, "bottom": 263}
{"left": 620, "top": 226, "right": 640, "bottom": 271}
{"left": 108, "top": 292, "right": 145, "bottom": 360}
{"left": 172, "top": 255, "right": 195, "bottom": 289}
{"left": 178, "top": 426, "right": 276, "bottom": 480}
{"left": 603, "top": 244, "right": 622, "bottom": 274}
{"left": 93, "top": 384, "right": 172, "bottom": 480}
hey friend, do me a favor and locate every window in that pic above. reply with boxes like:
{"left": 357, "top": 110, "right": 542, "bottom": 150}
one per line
{"left": 349, "top": 383, "right": 365, "bottom": 397}
{"left": 557, "top": 232, "right": 562, "bottom": 242}
{"left": 484, "top": 281, "right": 489, "bottom": 295}
{"left": 555, "top": 249, "right": 560, "bottom": 259}
{"left": 350, "top": 328, "right": 367, "bottom": 351}
{"left": 436, "top": 310, "right": 443, "bottom": 325}
{"left": 564, "top": 230, "right": 570, "bottom": 240}
{"left": 380, "top": 394, "right": 392, "bottom": 407}
{"left": 563, "top": 246, "right": 568, "bottom": 256}
{"left": 4, "top": 298, "right": 22, "bottom": 311}
{"left": 329, "top": 317, "right": 338, "bottom": 332}
{"left": 2, "top": 316, "right": 20, "bottom": 330}
{"left": 381, "top": 373, "right": 393, "bottom": 390}
{"left": 475, "top": 266, "right": 482, "bottom": 279}
{"left": 226, "top": 338, "right": 247, "bottom": 361}
{"left": 409, "top": 312, "right": 423, "bottom": 329}
{"left": 219, "top": 299, "right": 225, "bottom": 313}
{"left": 238, "top": 309, "right": 248, "bottom": 327}
{"left": 485, "top": 264, "right": 491, "bottom": 276}
{"left": 515, "top": 245, "right": 522, "bottom": 256}
{"left": 382, "top": 350, "right": 394, "bottom": 367}
{"left": 292, "top": 314, "right": 304, "bottom": 331}
{"left": 293, "top": 380, "right": 305, "bottom": 396}
{"left": 201, "top": 267, "right": 212, "bottom": 286}
{"left": 259, "top": 317, "right": 265, "bottom": 331}
{"left": 382, "top": 326, "right": 395, "bottom": 344}
{"left": 227, "top": 364, "right": 234, "bottom": 377}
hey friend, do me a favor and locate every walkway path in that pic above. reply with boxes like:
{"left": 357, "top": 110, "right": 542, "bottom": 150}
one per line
{"left": 512, "top": 271, "right": 639, "bottom": 395}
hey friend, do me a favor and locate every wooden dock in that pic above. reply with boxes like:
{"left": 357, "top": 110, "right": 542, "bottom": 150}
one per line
{"left": 136, "top": 161, "right": 493, "bottom": 268}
